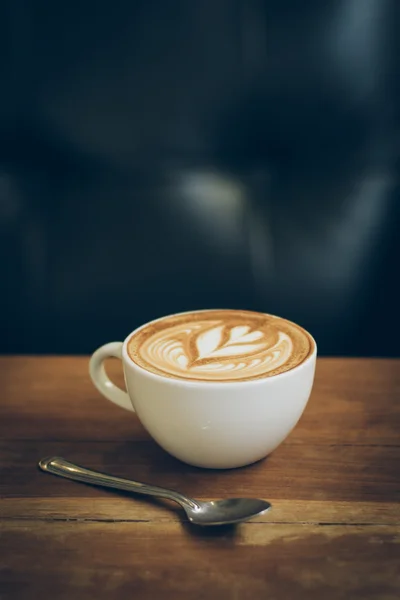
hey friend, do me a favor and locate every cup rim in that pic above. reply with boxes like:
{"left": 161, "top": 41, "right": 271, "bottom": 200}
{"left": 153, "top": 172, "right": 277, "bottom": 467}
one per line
{"left": 121, "top": 308, "right": 317, "bottom": 387}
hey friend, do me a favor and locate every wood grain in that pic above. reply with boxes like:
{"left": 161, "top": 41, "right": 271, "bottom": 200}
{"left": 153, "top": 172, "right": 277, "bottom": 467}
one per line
{"left": 1, "top": 442, "right": 399, "bottom": 503}
{"left": 1, "top": 521, "right": 399, "bottom": 600}
{"left": 1, "top": 498, "right": 399, "bottom": 525}
{"left": 0, "top": 357, "right": 399, "bottom": 600}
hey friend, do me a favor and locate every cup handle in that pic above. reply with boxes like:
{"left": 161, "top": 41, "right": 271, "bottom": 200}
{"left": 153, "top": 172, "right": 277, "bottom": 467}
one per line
{"left": 89, "top": 342, "right": 135, "bottom": 412}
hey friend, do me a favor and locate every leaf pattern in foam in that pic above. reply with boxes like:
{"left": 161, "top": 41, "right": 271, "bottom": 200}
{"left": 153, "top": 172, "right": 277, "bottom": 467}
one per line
{"left": 195, "top": 325, "right": 225, "bottom": 359}
{"left": 194, "top": 325, "right": 269, "bottom": 362}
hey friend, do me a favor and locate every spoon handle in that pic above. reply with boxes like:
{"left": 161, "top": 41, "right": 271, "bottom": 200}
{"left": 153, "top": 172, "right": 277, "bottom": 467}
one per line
{"left": 38, "top": 457, "right": 196, "bottom": 509}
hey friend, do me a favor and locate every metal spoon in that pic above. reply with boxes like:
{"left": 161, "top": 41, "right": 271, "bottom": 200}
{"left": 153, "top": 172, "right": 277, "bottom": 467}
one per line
{"left": 39, "top": 456, "right": 271, "bottom": 526}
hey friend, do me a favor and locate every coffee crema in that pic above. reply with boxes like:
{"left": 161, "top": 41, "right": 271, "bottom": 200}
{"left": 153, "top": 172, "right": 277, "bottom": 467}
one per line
{"left": 127, "top": 310, "right": 314, "bottom": 382}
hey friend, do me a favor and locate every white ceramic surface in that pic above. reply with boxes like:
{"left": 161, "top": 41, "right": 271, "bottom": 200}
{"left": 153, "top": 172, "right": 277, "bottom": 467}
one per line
{"left": 89, "top": 311, "right": 317, "bottom": 469}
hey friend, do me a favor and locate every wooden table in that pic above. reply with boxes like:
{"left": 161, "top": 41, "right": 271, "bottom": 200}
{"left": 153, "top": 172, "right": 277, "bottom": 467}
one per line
{"left": 1, "top": 357, "right": 399, "bottom": 599}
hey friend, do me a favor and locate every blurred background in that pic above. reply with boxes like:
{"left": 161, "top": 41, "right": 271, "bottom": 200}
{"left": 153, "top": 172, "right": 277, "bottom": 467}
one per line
{"left": 1, "top": 0, "right": 399, "bottom": 356}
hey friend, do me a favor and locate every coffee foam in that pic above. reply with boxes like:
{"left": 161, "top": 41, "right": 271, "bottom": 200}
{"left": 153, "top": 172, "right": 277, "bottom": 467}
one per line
{"left": 127, "top": 310, "right": 314, "bottom": 382}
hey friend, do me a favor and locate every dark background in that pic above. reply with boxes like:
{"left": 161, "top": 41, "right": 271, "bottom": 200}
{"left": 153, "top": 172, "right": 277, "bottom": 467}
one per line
{"left": 1, "top": 0, "right": 399, "bottom": 356}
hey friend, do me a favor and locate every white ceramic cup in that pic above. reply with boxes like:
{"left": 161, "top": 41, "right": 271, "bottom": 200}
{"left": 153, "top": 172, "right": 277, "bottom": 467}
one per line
{"left": 89, "top": 312, "right": 317, "bottom": 469}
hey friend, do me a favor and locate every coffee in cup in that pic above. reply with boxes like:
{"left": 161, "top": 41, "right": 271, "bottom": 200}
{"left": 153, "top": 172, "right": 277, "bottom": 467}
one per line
{"left": 127, "top": 309, "right": 313, "bottom": 382}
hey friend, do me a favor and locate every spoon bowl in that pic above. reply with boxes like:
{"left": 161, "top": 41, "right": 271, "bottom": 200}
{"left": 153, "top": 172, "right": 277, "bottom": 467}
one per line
{"left": 186, "top": 498, "right": 271, "bottom": 526}
{"left": 39, "top": 457, "right": 271, "bottom": 526}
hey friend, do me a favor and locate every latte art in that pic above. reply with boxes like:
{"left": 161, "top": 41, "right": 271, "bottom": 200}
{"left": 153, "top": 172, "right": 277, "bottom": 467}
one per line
{"left": 143, "top": 322, "right": 292, "bottom": 380}
{"left": 127, "top": 310, "right": 314, "bottom": 382}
